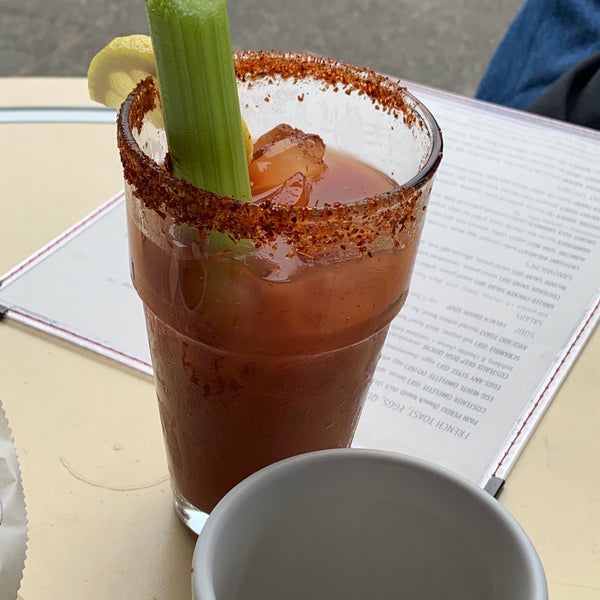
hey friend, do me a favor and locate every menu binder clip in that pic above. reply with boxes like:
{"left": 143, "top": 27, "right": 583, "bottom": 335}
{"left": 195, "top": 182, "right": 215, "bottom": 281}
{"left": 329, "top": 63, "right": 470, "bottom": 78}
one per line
{"left": 484, "top": 476, "right": 505, "bottom": 499}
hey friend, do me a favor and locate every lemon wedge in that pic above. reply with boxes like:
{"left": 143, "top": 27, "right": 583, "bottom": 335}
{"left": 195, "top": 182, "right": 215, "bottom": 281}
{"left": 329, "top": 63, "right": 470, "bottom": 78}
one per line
{"left": 87, "top": 35, "right": 156, "bottom": 110}
{"left": 87, "top": 34, "right": 253, "bottom": 162}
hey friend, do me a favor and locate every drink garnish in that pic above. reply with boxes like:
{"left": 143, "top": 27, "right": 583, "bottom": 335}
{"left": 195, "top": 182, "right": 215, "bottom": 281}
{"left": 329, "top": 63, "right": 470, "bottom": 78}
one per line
{"left": 87, "top": 35, "right": 156, "bottom": 110}
{"left": 86, "top": 33, "right": 253, "bottom": 162}
{"left": 144, "top": 0, "right": 252, "bottom": 201}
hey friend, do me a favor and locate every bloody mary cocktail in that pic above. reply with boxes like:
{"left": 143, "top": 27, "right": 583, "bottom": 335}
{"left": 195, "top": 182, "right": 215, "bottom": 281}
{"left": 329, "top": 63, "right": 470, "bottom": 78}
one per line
{"left": 118, "top": 51, "right": 442, "bottom": 531}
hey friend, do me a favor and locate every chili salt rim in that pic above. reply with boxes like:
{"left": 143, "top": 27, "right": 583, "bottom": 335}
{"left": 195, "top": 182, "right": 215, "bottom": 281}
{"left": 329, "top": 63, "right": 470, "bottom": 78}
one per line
{"left": 117, "top": 51, "right": 443, "bottom": 256}
{"left": 233, "top": 50, "right": 444, "bottom": 192}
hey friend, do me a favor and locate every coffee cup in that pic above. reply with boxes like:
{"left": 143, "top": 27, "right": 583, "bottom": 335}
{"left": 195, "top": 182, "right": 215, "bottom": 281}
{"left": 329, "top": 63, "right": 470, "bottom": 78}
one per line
{"left": 192, "top": 448, "right": 547, "bottom": 600}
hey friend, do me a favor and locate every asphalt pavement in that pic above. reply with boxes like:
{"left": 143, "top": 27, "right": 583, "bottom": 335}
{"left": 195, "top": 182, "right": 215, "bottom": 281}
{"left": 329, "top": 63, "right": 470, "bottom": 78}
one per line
{"left": 1, "top": 0, "right": 523, "bottom": 96}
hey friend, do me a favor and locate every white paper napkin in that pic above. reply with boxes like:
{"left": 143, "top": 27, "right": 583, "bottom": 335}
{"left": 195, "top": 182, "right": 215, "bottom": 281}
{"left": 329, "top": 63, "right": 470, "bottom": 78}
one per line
{"left": 0, "top": 401, "right": 27, "bottom": 600}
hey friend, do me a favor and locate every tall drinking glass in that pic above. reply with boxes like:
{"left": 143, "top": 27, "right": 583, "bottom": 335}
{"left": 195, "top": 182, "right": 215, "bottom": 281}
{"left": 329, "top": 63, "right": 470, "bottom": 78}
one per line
{"left": 117, "top": 51, "right": 442, "bottom": 533}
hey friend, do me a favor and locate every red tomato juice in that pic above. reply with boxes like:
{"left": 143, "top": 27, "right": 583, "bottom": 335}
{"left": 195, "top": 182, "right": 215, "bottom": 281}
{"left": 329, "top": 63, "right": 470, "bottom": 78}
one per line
{"left": 127, "top": 148, "right": 419, "bottom": 513}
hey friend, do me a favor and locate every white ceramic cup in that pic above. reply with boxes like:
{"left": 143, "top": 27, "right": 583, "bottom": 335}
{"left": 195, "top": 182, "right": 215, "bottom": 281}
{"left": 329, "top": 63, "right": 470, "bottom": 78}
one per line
{"left": 192, "top": 449, "right": 547, "bottom": 600}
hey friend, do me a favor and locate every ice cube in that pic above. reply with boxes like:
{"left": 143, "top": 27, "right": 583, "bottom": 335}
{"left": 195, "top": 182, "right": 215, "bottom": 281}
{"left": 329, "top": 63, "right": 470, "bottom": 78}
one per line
{"left": 249, "top": 124, "right": 327, "bottom": 195}
{"left": 259, "top": 172, "right": 312, "bottom": 207}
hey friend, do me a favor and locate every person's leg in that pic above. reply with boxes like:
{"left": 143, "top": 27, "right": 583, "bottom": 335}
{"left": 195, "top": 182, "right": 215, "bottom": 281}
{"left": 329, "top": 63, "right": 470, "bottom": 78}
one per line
{"left": 527, "top": 50, "right": 600, "bottom": 128}
{"left": 475, "top": 0, "right": 600, "bottom": 109}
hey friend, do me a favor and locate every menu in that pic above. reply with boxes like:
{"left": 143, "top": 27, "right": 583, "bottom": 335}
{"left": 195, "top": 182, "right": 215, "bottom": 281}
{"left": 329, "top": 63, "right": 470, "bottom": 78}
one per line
{"left": 357, "top": 86, "right": 600, "bottom": 487}
{"left": 1, "top": 86, "right": 600, "bottom": 490}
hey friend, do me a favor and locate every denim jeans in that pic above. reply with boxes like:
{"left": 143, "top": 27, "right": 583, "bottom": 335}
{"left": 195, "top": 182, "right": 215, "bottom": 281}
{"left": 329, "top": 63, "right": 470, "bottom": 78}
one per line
{"left": 475, "top": 0, "right": 600, "bottom": 109}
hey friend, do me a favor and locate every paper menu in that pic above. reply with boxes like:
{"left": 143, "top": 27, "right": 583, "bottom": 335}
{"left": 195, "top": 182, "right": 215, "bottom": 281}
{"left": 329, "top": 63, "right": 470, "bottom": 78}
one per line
{"left": 1, "top": 88, "right": 600, "bottom": 489}
{"left": 356, "top": 86, "right": 600, "bottom": 485}
{"left": 0, "top": 195, "right": 152, "bottom": 376}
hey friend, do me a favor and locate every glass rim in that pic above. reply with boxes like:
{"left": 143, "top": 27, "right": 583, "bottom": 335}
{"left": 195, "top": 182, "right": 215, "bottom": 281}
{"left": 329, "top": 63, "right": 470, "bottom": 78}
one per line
{"left": 231, "top": 50, "right": 444, "bottom": 193}
{"left": 117, "top": 50, "right": 443, "bottom": 256}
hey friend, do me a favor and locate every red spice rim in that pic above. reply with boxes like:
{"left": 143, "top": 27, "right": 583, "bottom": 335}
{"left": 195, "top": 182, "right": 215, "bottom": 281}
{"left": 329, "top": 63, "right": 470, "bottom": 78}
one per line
{"left": 233, "top": 50, "right": 444, "bottom": 197}
{"left": 117, "top": 50, "right": 443, "bottom": 224}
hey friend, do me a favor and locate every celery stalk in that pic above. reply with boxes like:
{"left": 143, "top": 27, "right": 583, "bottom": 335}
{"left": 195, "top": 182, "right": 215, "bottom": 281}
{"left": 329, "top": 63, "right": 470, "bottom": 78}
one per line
{"left": 144, "top": 0, "right": 252, "bottom": 202}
